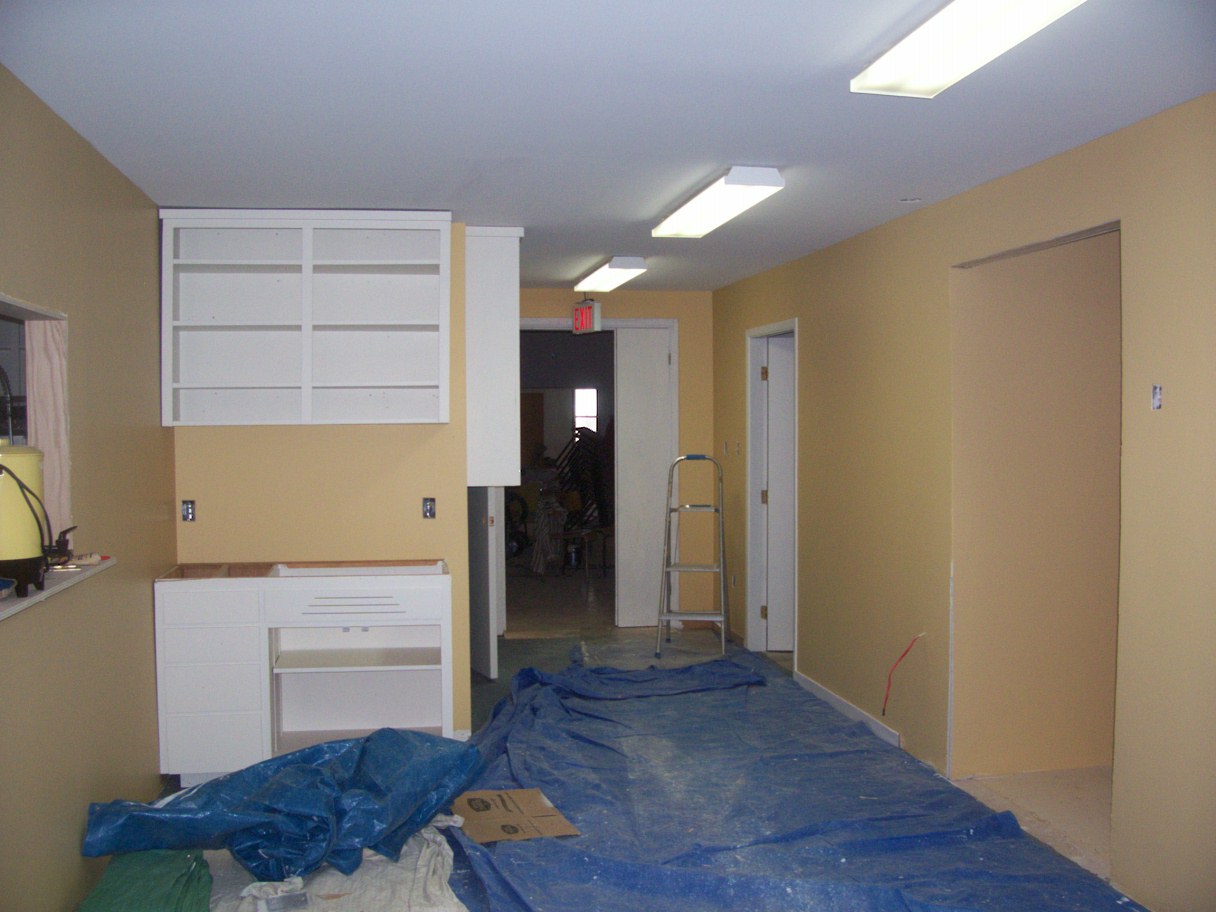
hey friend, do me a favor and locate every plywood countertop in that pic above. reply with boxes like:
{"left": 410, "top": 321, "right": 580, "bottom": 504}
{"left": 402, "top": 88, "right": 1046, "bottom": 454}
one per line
{"left": 158, "top": 560, "right": 445, "bottom": 580}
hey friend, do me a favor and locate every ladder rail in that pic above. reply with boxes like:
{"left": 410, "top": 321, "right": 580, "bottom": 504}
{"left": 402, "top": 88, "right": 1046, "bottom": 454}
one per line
{"left": 656, "top": 454, "right": 728, "bottom": 658}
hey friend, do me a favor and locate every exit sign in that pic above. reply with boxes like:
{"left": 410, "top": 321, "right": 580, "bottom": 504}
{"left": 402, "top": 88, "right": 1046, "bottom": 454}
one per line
{"left": 572, "top": 298, "right": 601, "bottom": 334}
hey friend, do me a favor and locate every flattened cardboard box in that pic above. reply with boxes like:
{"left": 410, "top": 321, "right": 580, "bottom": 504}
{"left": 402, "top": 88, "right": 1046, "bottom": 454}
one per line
{"left": 453, "top": 788, "right": 580, "bottom": 844}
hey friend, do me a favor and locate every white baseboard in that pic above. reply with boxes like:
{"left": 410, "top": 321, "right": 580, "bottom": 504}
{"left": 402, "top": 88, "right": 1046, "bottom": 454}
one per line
{"left": 792, "top": 670, "right": 902, "bottom": 748}
{"left": 451, "top": 728, "right": 472, "bottom": 742}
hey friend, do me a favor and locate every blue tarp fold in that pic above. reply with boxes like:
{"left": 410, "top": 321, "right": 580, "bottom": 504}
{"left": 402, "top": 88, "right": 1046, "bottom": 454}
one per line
{"left": 83, "top": 727, "right": 481, "bottom": 881}
{"left": 449, "top": 651, "right": 1146, "bottom": 912}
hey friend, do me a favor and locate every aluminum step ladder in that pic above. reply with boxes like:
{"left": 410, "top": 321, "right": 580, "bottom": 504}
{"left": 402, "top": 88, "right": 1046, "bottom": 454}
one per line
{"left": 656, "top": 454, "right": 728, "bottom": 658}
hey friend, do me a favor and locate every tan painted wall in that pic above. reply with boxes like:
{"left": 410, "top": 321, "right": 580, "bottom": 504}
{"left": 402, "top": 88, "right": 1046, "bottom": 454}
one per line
{"left": 520, "top": 289, "right": 719, "bottom": 618}
{"left": 174, "top": 226, "right": 473, "bottom": 733}
{"left": 715, "top": 225, "right": 955, "bottom": 765}
{"left": 713, "top": 93, "right": 1216, "bottom": 911}
{"left": 950, "top": 232, "right": 1121, "bottom": 777}
{"left": 0, "top": 65, "right": 174, "bottom": 909}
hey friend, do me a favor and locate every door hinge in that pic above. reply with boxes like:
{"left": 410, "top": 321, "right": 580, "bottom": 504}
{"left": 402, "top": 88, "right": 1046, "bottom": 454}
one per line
{"left": 760, "top": 605, "right": 768, "bottom": 620}
{"left": 760, "top": 489, "right": 768, "bottom": 504}
{"left": 760, "top": 366, "right": 769, "bottom": 381}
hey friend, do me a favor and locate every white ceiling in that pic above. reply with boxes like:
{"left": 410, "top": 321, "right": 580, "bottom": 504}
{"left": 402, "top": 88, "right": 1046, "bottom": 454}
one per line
{"left": 2, "top": 1, "right": 1213, "bottom": 291}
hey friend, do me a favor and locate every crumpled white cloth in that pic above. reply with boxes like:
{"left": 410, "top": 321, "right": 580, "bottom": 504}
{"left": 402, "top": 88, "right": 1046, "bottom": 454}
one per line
{"left": 208, "top": 816, "right": 467, "bottom": 912}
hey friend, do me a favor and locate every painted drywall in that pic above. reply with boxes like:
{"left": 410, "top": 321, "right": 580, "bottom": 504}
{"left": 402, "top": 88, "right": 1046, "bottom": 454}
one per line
{"left": 173, "top": 227, "right": 473, "bottom": 733}
{"left": 520, "top": 289, "right": 718, "bottom": 619}
{"left": 950, "top": 231, "right": 1121, "bottom": 777}
{"left": 713, "top": 92, "right": 1216, "bottom": 912}
{"left": 0, "top": 65, "right": 175, "bottom": 910}
{"left": 715, "top": 222, "right": 955, "bottom": 766}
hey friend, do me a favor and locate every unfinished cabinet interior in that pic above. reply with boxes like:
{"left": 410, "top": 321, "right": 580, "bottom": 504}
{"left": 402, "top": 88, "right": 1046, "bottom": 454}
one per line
{"left": 154, "top": 561, "right": 452, "bottom": 783}
{"left": 160, "top": 209, "right": 451, "bottom": 426}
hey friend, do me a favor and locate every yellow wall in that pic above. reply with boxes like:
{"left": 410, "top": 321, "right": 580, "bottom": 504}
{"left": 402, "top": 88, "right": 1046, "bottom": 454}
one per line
{"left": 520, "top": 289, "right": 719, "bottom": 617}
{"left": 713, "top": 92, "right": 1216, "bottom": 911}
{"left": 715, "top": 223, "right": 955, "bottom": 764}
{"left": 174, "top": 226, "right": 473, "bottom": 733}
{"left": 0, "top": 66, "right": 174, "bottom": 909}
{"left": 950, "top": 232, "right": 1121, "bottom": 776}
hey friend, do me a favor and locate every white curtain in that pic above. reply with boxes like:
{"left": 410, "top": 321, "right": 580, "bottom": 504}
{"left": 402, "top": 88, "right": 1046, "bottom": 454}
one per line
{"left": 24, "top": 319, "right": 71, "bottom": 538}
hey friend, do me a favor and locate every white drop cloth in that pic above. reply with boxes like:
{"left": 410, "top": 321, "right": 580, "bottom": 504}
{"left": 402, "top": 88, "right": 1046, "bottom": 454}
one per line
{"left": 207, "top": 816, "right": 467, "bottom": 912}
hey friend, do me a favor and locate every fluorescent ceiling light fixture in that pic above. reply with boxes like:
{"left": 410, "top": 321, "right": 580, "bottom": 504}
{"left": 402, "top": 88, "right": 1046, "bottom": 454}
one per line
{"left": 850, "top": 0, "right": 1091, "bottom": 98}
{"left": 574, "top": 256, "right": 648, "bottom": 292}
{"left": 652, "top": 166, "right": 784, "bottom": 238}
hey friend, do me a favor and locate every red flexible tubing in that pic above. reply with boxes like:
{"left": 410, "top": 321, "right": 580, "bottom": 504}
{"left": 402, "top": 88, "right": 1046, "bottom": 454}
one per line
{"left": 882, "top": 633, "right": 924, "bottom": 716}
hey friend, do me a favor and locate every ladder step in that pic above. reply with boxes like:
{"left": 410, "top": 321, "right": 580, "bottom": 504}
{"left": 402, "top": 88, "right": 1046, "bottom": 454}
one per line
{"left": 665, "top": 562, "right": 720, "bottom": 573}
{"left": 671, "top": 504, "right": 718, "bottom": 512}
{"left": 658, "top": 611, "right": 725, "bottom": 622}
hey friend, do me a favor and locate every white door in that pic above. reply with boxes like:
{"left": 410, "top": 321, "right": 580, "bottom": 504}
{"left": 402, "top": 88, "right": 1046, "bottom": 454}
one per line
{"left": 764, "top": 334, "right": 796, "bottom": 650}
{"left": 467, "top": 486, "right": 503, "bottom": 680}
{"left": 614, "top": 326, "right": 677, "bottom": 626}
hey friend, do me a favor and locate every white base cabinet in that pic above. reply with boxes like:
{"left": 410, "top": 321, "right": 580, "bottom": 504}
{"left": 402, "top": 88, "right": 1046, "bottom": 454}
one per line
{"left": 154, "top": 562, "right": 452, "bottom": 782}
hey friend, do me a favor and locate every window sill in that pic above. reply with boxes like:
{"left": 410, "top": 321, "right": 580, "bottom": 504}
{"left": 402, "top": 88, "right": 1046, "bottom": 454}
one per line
{"left": 0, "top": 557, "right": 116, "bottom": 623}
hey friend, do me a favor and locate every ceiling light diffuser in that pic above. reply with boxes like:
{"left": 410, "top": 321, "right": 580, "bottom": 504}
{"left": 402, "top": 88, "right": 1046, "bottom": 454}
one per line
{"left": 850, "top": 0, "right": 1091, "bottom": 99}
{"left": 574, "top": 256, "right": 648, "bottom": 292}
{"left": 652, "top": 166, "right": 784, "bottom": 238}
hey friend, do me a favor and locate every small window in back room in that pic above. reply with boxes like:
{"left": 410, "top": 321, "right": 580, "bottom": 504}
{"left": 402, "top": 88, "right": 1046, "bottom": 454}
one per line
{"left": 0, "top": 315, "right": 26, "bottom": 444}
{"left": 574, "top": 388, "right": 598, "bottom": 434}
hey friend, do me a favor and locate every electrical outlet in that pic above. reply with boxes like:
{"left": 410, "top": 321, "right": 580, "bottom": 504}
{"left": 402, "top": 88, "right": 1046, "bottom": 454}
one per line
{"left": 422, "top": 497, "right": 436, "bottom": 519}
{"left": 181, "top": 500, "right": 196, "bottom": 522}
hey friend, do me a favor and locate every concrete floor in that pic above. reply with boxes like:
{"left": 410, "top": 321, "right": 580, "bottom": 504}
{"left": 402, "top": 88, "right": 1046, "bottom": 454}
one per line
{"left": 476, "top": 558, "right": 1112, "bottom": 884}
{"left": 954, "top": 766, "right": 1113, "bottom": 881}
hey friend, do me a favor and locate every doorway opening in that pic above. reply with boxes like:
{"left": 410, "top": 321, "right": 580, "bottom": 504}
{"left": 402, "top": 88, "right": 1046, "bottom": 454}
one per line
{"left": 747, "top": 322, "right": 798, "bottom": 658}
{"left": 949, "top": 226, "right": 1122, "bottom": 879}
{"left": 506, "top": 321, "right": 678, "bottom": 639}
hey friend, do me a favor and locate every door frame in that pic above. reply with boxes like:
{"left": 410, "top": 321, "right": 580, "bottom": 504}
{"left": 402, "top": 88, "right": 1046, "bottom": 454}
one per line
{"left": 746, "top": 319, "right": 798, "bottom": 654}
{"left": 520, "top": 317, "right": 679, "bottom": 627}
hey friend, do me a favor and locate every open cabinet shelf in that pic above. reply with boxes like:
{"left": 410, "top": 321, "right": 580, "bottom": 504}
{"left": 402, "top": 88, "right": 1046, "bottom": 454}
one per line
{"left": 161, "top": 209, "right": 451, "bottom": 425}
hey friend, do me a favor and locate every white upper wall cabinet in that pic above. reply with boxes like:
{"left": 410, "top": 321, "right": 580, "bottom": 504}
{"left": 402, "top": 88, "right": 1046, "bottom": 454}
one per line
{"left": 161, "top": 209, "right": 451, "bottom": 426}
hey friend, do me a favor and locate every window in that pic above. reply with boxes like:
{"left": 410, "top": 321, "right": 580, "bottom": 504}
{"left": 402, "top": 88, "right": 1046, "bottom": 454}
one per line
{"left": 574, "top": 388, "right": 598, "bottom": 434}
{"left": 0, "top": 315, "right": 25, "bottom": 444}
{"left": 0, "top": 292, "right": 70, "bottom": 535}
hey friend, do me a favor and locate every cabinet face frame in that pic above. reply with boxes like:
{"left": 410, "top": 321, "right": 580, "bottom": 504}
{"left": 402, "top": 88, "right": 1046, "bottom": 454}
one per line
{"left": 160, "top": 209, "right": 451, "bottom": 427}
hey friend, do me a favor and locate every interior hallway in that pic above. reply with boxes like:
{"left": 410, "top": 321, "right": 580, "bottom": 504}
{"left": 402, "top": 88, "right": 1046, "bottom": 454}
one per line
{"left": 472, "top": 558, "right": 1112, "bottom": 885}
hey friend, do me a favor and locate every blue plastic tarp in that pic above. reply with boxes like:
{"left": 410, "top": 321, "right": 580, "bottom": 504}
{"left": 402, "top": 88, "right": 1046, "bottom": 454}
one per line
{"left": 83, "top": 727, "right": 481, "bottom": 881}
{"left": 449, "top": 652, "right": 1147, "bottom": 912}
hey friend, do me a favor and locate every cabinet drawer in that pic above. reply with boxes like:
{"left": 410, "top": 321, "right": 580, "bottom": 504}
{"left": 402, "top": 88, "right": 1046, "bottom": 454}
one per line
{"left": 264, "top": 585, "right": 444, "bottom": 626}
{"left": 161, "top": 712, "right": 265, "bottom": 775}
{"left": 162, "top": 625, "right": 262, "bottom": 665}
{"left": 162, "top": 662, "right": 264, "bottom": 713}
{"left": 157, "top": 589, "right": 261, "bottom": 626}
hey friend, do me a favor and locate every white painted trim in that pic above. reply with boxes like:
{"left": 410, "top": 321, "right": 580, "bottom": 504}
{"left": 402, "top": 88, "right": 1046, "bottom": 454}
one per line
{"left": 0, "top": 558, "right": 116, "bottom": 624}
{"left": 0, "top": 290, "right": 68, "bottom": 322}
{"left": 946, "top": 559, "right": 956, "bottom": 779}
{"left": 158, "top": 208, "right": 452, "bottom": 222}
{"left": 466, "top": 226, "right": 525, "bottom": 238}
{"left": 745, "top": 319, "right": 798, "bottom": 657}
{"left": 521, "top": 317, "right": 677, "bottom": 331}
{"left": 793, "top": 669, "right": 902, "bottom": 748}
